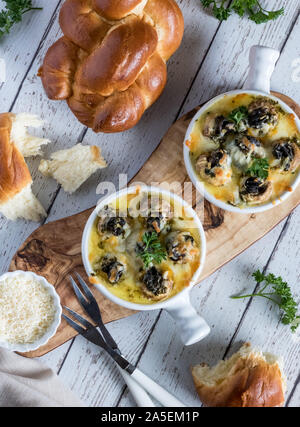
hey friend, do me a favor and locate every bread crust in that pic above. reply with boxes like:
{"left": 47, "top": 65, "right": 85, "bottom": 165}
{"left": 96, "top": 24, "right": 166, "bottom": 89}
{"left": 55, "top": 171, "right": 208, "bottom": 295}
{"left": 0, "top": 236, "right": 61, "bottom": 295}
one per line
{"left": 191, "top": 343, "right": 285, "bottom": 407}
{"left": 78, "top": 17, "right": 158, "bottom": 96}
{"left": 38, "top": 37, "right": 80, "bottom": 100}
{"left": 39, "top": 0, "right": 184, "bottom": 133}
{"left": 93, "top": 0, "right": 146, "bottom": 21}
{"left": 0, "top": 113, "right": 32, "bottom": 205}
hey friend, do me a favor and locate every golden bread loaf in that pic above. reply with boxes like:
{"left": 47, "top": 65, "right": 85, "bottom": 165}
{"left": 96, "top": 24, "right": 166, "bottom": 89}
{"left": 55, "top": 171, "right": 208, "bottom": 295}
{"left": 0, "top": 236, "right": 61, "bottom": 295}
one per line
{"left": 39, "top": 0, "right": 184, "bottom": 133}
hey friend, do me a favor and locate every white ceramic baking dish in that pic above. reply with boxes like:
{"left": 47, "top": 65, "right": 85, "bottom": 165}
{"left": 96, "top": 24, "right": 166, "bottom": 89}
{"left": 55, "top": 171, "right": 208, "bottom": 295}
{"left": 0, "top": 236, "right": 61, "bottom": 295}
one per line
{"left": 82, "top": 185, "right": 210, "bottom": 346}
{"left": 183, "top": 45, "right": 300, "bottom": 214}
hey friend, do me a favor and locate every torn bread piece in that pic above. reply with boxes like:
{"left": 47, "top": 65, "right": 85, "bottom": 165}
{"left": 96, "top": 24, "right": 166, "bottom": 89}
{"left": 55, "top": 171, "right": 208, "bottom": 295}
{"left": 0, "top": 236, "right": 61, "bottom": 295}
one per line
{"left": 10, "top": 113, "right": 51, "bottom": 157}
{"left": 191, "top": 342, "right": 286, "bottom": 407}
{"left": 0, "top": 113, "right": 46, "bottom": 221}
{"left": 0, "top": 184, "right": 46, "bottom": 221}
{"left": 39, "top": 143, "right": 107, "bottom": 193}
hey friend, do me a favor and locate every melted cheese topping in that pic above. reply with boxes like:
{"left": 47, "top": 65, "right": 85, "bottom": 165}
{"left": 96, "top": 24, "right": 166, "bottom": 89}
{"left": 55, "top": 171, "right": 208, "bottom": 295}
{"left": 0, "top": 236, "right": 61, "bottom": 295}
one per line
{"left": 0, "top": 274, "right": 56, "bottom": 344}
{"left": 88, "top": 192, "right": 202, "bottom": 305}
{"left": 189, "top": 93, "right": 300, "bottom": 207}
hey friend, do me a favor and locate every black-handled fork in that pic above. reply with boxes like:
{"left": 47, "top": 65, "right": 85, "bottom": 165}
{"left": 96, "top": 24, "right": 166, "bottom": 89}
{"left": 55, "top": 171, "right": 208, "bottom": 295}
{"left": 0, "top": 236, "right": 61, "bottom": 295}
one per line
{"left": 63, "top": 273, "right": 186, "bottom": 407}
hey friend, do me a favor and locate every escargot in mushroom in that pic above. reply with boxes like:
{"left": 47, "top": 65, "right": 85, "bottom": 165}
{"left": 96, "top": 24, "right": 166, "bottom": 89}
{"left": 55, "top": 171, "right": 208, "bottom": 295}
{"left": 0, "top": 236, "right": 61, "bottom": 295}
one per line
{"left": 239, "top": 176, "right": 272, "bottom": 204}
{"left": 141, "top": 266, "right": 173, "bottom": 301}
{"left": 100, "top": 254, "right": 126, "bottom": 284}
{"left": 196, "top": 149, "right": 232, "bottom": 186}
{"left": 166, "top": 231, "right": 198, "bottom": 264}
{"left": 97, "top": 206, "right": 130, "bottom": 238}
{"left": 139, "top": 195, "right": 173, "bottom": 234}
{"left": 203, "top": 113, "right": 235, "bottom": 141}
{"left": 247, "top": 98, "right": 279, "bottom": 137}
{"left": 272, "top": 139, "right": 300, "bottom": 173}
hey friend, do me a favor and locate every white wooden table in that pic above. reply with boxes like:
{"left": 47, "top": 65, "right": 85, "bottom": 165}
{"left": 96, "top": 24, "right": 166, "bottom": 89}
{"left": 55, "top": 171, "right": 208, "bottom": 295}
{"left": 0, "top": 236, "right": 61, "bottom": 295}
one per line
{"left": 0, "top": 0, "right": 299, "bottom": 407}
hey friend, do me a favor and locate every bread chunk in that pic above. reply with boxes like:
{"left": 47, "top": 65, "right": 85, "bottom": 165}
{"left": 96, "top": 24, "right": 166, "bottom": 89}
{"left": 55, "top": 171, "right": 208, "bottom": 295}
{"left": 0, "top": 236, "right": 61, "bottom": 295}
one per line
{"left": 191, "top": 342, "right": 286, "bottom": 407}
{"left": 0, "top": 113, "right": 46, "bottom": 222}
{"left": 10, "top": 113, "right": 50, "bottom": 157}
{"left": 39, "top": 143, "right": 106, "bottom": 193}
{"left": 0, "top": 184, "right": 46, "bottom": 221}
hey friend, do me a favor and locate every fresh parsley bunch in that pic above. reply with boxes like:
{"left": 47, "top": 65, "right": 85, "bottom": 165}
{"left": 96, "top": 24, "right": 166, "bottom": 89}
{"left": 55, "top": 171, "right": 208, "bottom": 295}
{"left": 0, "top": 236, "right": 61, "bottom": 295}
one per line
{"left": 232, "top": 270, "right": 300, "bottom": 332}
{"left": 136, "top": 232, "right": 167, "bottom": 268}
{"left": 201, "top": 0, "right": 284, "bottom": 24}
{"left": 0, "top": 0, "right": 42, "bottom": 39}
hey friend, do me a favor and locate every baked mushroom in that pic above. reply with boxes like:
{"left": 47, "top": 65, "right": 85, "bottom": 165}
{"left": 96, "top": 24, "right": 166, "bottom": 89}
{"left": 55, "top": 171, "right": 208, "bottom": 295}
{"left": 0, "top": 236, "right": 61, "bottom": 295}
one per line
{"left": 196, "top": 149, "right": 232, "bottom": 186}
{"left": 146, "top": 214, "right": 168, "bottom": 234}
{"left": 203, "top": 113, "right": 235, "bottom": 141}
{"left": 100, "top": 254, "right": 125, "bottom": 284}
{"left": 248, "top": 98, "right": 278, "bottom": 137}
{"left": 141, "top": 267, "right": 173, "bottom": 301}
{"left": 139, "top": 195, "right": 173, "bottom": 233}
{"left": 240, "top": 176, "right": 272, "bottom": 204}
{"left": 166, "top": 231, "right": 197, "bottom": 264}
{"left": 97, "top": 205, "right": 130, "bottom": 238}
{"left": 272, "top": 139, "right": 300, "bottom": 173}
{"left": 226, "top": 135, "right": 266, "bottom": 171}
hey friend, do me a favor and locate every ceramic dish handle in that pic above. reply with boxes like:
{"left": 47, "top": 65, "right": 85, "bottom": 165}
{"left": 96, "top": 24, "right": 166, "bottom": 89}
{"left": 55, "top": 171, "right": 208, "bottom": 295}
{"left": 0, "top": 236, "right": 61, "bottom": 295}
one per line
{"left": 165, "top": 292, "right": 210, "bottom": 346}
{"left": 243, "top": 45, "right": 280, "bottom": 94}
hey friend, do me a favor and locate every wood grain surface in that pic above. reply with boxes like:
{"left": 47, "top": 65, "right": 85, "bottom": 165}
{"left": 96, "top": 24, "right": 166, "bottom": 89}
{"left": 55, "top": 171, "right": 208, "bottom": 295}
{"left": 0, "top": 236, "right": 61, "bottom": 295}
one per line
{"left": 9, "top": 92, "right": 300, "bottom": 358}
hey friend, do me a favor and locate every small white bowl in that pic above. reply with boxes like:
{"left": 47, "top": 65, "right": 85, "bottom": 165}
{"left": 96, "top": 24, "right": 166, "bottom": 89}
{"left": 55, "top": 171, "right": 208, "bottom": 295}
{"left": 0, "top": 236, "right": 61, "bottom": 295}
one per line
{"left": 183, "top": 46, "right": 300, "bottom": 214}
{"left": 0, "top": 271, "right": 62, "bottom": 353}
{"left": 82, "top": 185, "right": 210, "bottom": 346}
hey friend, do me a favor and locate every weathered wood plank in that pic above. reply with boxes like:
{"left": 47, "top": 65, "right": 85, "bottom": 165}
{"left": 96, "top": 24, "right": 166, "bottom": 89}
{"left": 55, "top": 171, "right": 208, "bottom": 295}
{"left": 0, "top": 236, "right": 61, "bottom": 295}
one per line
{"left": 0, "top": 0, "right": 61, "bottom": 111}
{"left": 286, "top": 381, "right": 300, "bottom": 407}
{"left": 37, "top": 341, "right": 71, "bottom": 375}
{"left": 220, "top": 207, "right": 300, "bottom": 406}
{"left": 181, "top": 0, "right": 299, "bottom": 116}
{"left": 57, "top": 311, "right": 158, "bottom": 407}
{"left": 272, "top": 13, "right": 300, "bottom": 100}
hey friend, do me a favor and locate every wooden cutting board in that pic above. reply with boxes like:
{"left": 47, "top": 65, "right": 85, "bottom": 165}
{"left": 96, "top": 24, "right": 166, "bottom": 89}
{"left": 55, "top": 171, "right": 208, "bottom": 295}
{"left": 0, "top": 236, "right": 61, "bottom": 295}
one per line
{"left": 9, "top": 92, "right": 300, "bottom": 357}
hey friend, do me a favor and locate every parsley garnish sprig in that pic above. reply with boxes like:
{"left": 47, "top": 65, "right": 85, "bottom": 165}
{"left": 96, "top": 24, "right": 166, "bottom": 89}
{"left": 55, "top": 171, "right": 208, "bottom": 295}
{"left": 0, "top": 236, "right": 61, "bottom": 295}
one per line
{"left": 246, "top": 158, "right": 269, "bottom": 180}
{"left": 232, "top": 270, "right": 300, "bottom": 332}
{"left": 228, "top": 106, "right": 248, "bottom": 126}
{"left": 136, "top": 232, "right": 167, "bottom": 269}
{"left": 0, "top": 1, "right": 42, "bottom": 39}
{"left": 201, "top": 1, "right": 284, "bottom": 24}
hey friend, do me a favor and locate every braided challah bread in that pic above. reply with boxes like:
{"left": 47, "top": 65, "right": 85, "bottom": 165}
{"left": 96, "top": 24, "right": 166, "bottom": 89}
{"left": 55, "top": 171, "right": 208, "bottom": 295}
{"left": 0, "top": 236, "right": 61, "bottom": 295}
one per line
{"left": 39, "top": 0, "right": 184, "bottom": 133}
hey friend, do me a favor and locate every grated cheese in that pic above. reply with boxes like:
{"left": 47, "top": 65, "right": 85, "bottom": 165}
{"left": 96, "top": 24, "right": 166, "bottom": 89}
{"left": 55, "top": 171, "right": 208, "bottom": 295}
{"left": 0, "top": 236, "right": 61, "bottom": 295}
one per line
{"left": 0, "top": 274, "right": 56, "bottom": 344}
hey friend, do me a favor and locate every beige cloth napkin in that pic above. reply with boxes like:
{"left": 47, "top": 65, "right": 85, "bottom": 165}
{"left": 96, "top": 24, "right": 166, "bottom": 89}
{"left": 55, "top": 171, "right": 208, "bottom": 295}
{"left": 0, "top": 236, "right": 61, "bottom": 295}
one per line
{"left": 0, "top": 348, "right": 84, "bottom": 407}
